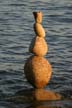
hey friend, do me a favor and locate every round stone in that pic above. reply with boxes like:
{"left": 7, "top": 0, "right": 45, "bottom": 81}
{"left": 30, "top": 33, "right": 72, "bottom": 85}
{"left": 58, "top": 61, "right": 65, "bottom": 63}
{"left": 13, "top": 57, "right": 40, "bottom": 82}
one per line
{"left": 33, "top": 11, "right": 42, "bottom": 23}
{"left": 34, "top": 23, "right": 45, "bottom": 37}
{"left": 29, "top": 36, "right": 48, "bottom": 56}
{"left": 24, "top": 56, "right": 52, "bottom": 88}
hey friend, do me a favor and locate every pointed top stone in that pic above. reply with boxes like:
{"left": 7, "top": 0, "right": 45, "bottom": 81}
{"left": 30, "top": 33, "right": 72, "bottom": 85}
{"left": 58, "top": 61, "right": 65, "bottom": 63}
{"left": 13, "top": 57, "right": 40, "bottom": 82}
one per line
{"left": 33, "top": 11, "right": 43, "bottom": 23}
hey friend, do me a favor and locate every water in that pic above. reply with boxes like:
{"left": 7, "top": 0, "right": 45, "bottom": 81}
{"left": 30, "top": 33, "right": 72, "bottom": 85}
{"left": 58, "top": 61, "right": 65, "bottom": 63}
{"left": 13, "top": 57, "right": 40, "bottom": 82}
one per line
{"left": 0, "top": 0, "right": 72, "bottom": 107}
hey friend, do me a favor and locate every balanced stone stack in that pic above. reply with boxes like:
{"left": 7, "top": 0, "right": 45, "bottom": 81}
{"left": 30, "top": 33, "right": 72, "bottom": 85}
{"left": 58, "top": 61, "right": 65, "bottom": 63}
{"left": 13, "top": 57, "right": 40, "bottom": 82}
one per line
{"left": 24, "top": 11, "right": 52, "bottom": 89}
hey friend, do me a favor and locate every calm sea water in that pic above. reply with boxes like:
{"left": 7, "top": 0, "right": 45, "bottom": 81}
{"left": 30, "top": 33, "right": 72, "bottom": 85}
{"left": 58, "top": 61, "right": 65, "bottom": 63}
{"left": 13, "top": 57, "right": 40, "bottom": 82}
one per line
{"left": 0, "top": 0, "right": 72, "bottom": 107}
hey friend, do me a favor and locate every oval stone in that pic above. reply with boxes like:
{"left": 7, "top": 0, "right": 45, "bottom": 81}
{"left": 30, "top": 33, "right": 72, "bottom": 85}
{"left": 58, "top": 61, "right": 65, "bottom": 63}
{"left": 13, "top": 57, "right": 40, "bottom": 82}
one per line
{"left": 34, "top": 23, "right": 45, "bottom": 37}
{"left": 24, "top": 56, "right": 52, "bottom": 88}
{"left": 29, "top": 36, "right": 48, "bottom": 56}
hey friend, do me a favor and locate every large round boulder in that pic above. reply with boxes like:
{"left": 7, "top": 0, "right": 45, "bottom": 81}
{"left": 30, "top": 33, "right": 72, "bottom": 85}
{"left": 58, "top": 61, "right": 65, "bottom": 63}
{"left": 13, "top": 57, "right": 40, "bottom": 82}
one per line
{"left": 24, "top": 56, "right": 52, "bottom": 88}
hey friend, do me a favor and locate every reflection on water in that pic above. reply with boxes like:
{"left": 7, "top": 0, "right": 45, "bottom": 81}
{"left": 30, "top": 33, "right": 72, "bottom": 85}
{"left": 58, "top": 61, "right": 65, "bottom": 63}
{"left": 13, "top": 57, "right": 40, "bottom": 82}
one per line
{"left": 0, "top": 100, "right": 72, "bottom": 108}
{"left": 0, "top": 0, "right": 72, "bottom": 107}
{"left": 1, "top": 89, "right": 72, "bottom": 108}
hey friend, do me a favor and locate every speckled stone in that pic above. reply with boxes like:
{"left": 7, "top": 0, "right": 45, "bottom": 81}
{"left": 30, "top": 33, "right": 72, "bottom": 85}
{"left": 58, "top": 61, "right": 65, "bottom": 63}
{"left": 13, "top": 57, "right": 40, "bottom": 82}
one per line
{"left": 34, "top": 23, "right": 45, "bottom": 37}
{"left": 29, "top": 36, "right": 48, "bottom": 56}
{"left": 24, "top": 56, "right": 52, "bottom": 88}
{"left": 33, "top": 11, "right": 42, "bottom": 23}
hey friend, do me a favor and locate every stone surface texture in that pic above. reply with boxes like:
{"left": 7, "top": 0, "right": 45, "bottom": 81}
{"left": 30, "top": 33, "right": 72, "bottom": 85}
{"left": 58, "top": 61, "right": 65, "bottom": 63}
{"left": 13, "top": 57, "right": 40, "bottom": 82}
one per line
{"left": 24, "top": 11, "right": 52, "bottom": 89}
{"left": 24, "top": 56, "right": 52, "bottom": 88}
{"left": 34, "top": 23, "right": 45, "bottom": 37}
{"left": 33, "top": 11, "right": 42, "bottom": 23}
{"left": 29, "top": 36, "right": 48, "bottom": 56}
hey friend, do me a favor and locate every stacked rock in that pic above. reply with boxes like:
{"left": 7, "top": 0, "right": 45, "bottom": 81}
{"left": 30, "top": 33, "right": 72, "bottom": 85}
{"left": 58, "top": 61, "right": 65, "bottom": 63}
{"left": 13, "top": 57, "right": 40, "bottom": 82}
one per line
{"left": 24, "top": 11, "right": 52, "bottom": 89}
